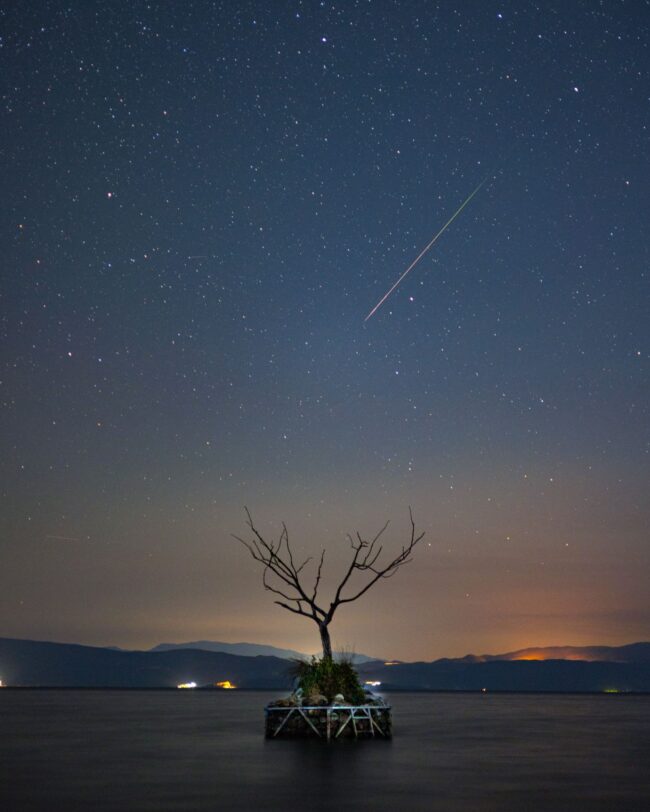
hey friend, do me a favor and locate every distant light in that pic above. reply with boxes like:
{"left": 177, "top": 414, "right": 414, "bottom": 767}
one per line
{"left": 365, "top": 680, "right": 381, "bottom": 687}
{"left": 215, "top": 680, "right": 237, "bottom": 690}
{"left": 0, "top": 678, "right": 4, "bottom": 688}
{"left": 177, "top": 681, "right": 197, "bottom": 689}
{"left": 384, "top": 661, "right": 400, "bottom": 666}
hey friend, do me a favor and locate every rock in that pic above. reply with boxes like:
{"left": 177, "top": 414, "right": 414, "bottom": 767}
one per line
{"left": 270, "top": 696, "right": 293, "bottom": 708}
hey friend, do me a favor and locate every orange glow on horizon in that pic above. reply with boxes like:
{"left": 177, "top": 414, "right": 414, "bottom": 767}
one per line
{"left": 508, "top": 651, "right": 605, "bottom": 662}
{"left": 511, "top": 654, "right": 546, "bottom": 661}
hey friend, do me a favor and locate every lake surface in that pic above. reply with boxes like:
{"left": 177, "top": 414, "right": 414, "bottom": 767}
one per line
{"left": 1, "top": 690, "right": 649, "bottom": 811}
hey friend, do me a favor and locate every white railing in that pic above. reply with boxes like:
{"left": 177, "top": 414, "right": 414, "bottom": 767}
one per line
{"left": 265, "top": 704, "right": 392, "bottom": 741}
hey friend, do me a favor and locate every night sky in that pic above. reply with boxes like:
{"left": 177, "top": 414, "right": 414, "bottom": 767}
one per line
{"left": 2, "top": 1, "right": 648, "bottom": 660}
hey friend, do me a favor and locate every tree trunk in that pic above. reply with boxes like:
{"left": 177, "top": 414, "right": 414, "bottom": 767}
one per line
{"left": 319, "top": 623, "right": 333, "bottom": 661}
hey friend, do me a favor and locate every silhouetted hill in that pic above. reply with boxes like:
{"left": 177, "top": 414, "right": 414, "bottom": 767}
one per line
{"left": 149, "top": 640, "right": 377, "bottom": 663}
{"left": 356, "top": 644, "right": 650, "bottom": 692}
{"left": 357, "top": 658, "right": 650, "bottom": 692}
{"left": 1, "top": 637, "right": 649, "bottom": 691}
{"left": 0, "top": 637, "right": 292, "bottom": 689}
{"left": 467, "top": 642, "right": 650, "bottom": 663}
{"left": 150, "top": 640, "right": 306, "bottom": 660}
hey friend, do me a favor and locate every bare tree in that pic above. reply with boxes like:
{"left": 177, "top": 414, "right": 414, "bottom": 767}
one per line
{"left": 233, "top": 508, "right": 424, "bottom": 661}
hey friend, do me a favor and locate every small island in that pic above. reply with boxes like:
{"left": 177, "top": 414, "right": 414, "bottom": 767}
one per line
{"left": 234, "top": 508, "right": 423, "bottom": 741}
{"left": 265, "top": 657, "right": 391, "bottom": 740}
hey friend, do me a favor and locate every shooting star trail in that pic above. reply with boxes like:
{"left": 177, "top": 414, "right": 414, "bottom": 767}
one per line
{"left": 364, "top": 177, "right": 489, "bottom": 322}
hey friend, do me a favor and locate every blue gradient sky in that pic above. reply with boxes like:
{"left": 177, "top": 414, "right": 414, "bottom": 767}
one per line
{"left": 1, "top": 1, "right": 648, "bottom": 659}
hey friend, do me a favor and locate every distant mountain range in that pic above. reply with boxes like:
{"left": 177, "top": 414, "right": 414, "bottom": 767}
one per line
{"left": 149, "top": 640, "right": 306, "bottom": 659}
{"left": 1, "top": 637, "right": 649, "bottom": 692}
{"left": 147, "top": 640, "right": 378, "bottom": 664}
{"left": 0, "top": 637, "right": 291, "bottom": 690}
{"left": 454, "top": 642, "right": 650, "bottom": 664}
{"left": 356, "top": 645, "right": 650, "bottom": 693}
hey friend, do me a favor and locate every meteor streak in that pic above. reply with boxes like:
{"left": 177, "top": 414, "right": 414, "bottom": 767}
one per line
{"left": 364, "top": 177, "right": 489, "bottom": 322}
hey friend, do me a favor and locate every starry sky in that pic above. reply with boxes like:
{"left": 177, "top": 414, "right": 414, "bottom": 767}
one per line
{"left": 1, "top": 1, "right": 648, "bottom": 661}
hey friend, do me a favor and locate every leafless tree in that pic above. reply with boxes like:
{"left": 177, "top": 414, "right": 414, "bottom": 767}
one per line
{"left": 233, "top": 508, "right": 424, "bottom": 661}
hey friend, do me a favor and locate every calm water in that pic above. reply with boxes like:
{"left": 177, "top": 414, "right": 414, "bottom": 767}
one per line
{"left": 1, "top": 690, "right": 649, "bottom": 811}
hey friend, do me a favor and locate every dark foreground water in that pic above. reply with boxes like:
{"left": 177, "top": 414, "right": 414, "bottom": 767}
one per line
{"left": 1, "top": 691, "right": 649, "bottom": 811}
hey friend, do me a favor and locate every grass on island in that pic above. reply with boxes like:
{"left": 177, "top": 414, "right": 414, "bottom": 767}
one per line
{"left": 288, "top": 656, "right": 366, "bottom": 705}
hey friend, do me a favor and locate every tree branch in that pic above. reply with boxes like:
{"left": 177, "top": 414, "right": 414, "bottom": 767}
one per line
{"left": 274, "top": 600, "right": 314, "bottom": 618}
{"left": 328, "top": 521, "right": 389, "bottom": 617}
{"left": 233, "top": 507, "right": 328, "bottom": 622}
{"left": 233, "top": 507, "right": 424, "bottom": 636}
{"left": 312, "top": 549, "right": 326, "bottom": 604}
{"left": 332, "top": 508, "right": 424, "bottom": 608}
